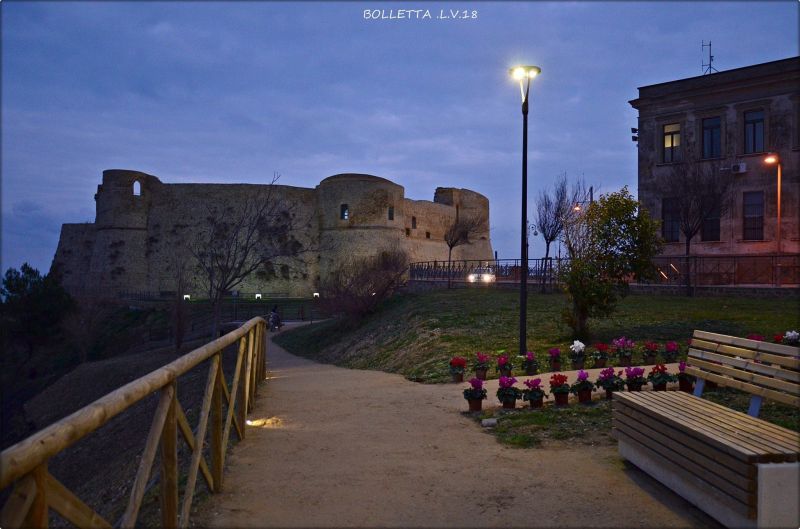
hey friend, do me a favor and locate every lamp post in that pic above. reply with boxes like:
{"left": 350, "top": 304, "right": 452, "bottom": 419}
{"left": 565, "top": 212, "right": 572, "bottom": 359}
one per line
{"left": 509, "top": 64, "right": 540, "bottom": 357}
{"left": 764, "top": 153, "right": 782, "bottom": 255}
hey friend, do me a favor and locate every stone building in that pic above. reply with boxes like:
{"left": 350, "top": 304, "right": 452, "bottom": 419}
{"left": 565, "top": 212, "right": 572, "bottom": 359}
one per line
{"left": 630, "top": 56, "right": 799, "bottom": 257}
{"left": 51, "top": 170, "right": 493, "bottom": 298}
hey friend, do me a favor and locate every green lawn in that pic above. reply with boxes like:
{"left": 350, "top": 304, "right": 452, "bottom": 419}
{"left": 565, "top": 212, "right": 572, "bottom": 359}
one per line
{"left": 273, "top": 288, "right": 799, "bottom": 383}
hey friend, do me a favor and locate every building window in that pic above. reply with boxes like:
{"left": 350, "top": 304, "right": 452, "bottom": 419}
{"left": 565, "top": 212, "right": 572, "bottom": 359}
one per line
{"left": 388, "top": 206, "right": 394, "bottom": 221}
{"left": 132, "top": 181, "right": 141, "bottom": 196}
{"left": 662, "top": 123, "right": 681, "bottom": 163}
{"left": 340, "top": 204, "right": 349, "bottom": 220}
{"left": 744, "top": 110, "right": 764, "bottom": 154}
{"left": 405, "top": 228, "right": 411, "bottom": 237}
{"left": 701, "top": 196, "right": 720, "bottom": 242}
{"left": 662, "top": 198, "right": 680, "bottom": 242}
{"left": 742, "top": 191, "right": 764, "bottom": 240}
{"left": 702, "top": 117, "right": 721, "bottom": 159}
{"left": 411, "top": 216, "right": 417, "bottom": 229}
{"left": 425, "top": 231, "right": 431, "bottom": 239}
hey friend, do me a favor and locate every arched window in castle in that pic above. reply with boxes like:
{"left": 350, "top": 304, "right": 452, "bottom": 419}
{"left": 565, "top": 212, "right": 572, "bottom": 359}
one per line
{"left": 411, "top": 216, "right": 417, "bottom": 229}
{"left": 388, "top": 206, "right": 394, "bottom": 221}
{"left": 340, "top": 204, "right": 349, "bottom": 220}
{"left": 132, "top": 180, "right": 142, "bottom": 196}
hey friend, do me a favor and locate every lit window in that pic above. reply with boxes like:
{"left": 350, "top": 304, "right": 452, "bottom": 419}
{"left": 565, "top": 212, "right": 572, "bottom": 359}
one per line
{"left": 702, "top": 117, "right": 721, "bottom": 159}
{"left": 133, "top": 181, "right": 141, "bottom": 196}
{"left": 742, "top": 192, "right": 763, "bottom": 240}
{"left": 662, "top": 124, "right": 681, "bottom": 163}
{"left": 388, "top": 206, "right": 394, "bottom": 221}
{"left": 744, "top": 111, "right": 764, "bottom": 154}
{"left": 340, "top": 204, "right": 349, "bottom": 220}
{"left": 662, "top": 198, "right": 680, "bottom": 242}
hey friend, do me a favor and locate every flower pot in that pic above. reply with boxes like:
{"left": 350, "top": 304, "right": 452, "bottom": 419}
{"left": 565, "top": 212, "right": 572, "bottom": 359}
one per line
{"left": 502, "top": 399, "right": 516, "bottom": 410}
{"left": 525, "top": 365, "right": 537, "bottom": 376}
{"left": 627, "top": 382, "right": 642, "bottom": 392}
{"left": 468, "top": 398, "right": 482, "bottom": 412}
{"left": 554, "top": 392, "right": 569, "bottom": 406}
{"left": 475, "top": 368, "right": 488, "bottom": 380}
{"left": 594, "top": 358, "right": 607, "bottom": 368}
{"left": 644, "top": 354, "right": 656, "bottom": 365}
{"left": 572, "top": 359, "right": 585, "bottom": 370}
{"left": 451, "top": 373, "right": 464, "bottom": 383}
{"left": 529, "top": 397, "right": 543, "bottom": 409}
{"left": 652, "top": 382, "right": 667, "bottom": 391}
{"left": 679, "top": 378, "right": 694, "bottom": 393}
{"left": 578, "top": 388, "right": 592, "bottom": 404}
{"left": 550, "top": 360, "right": 561, "bottom": 371}
{"left": 499, "top": 367, "right": 512, "bottom": 377}
{"left": 619, "top": 357, "right": 632, "bottom": 367}
{"left": 605, "top": 389, "right": 614, "bottom": 400}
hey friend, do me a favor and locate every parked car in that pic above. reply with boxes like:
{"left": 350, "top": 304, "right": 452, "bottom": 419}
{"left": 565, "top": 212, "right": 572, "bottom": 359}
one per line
{"left": 467, "top": 266, "right": 496, "bottom": 283}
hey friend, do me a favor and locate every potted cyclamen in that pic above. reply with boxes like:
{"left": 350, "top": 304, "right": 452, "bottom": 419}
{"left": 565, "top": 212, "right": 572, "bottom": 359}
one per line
{"left": 647, "top": 364, "right": 676, "bottom": 391}
{"left": 779, "top": 330, "right": 799, "bottom": 346}
{"left": 549, "top": 373, "right": 570, "bottom": 406}
{"left": 595, "top": 367, "right": 625, "bottom": 399}
{"left": 624, "top": 366, "right": 646, "bottom": 391}
{"left": 463, "top": 377, "right": 488, "bottom": 411}
{"left": 613, "top": 337, "right": 635, "bottom": 367}
{"left": 569, "top": 340, "right": 586, "bottom": 370}
{"left": 642, "top": 341, "right": 659, "bottom": 365}
{"left": 522, "top": 351, "right": 538, "bottom": 375}
{"left": 677, "top": 360, "right": 694, "bottom": 393}
{"left": 548, "top": 348, "right": 562, "bottom": 371}
{"left": 474, "top": 352, "right": 490, "bottom": 380}
{"left": 661, "top": 340, "right": 680, "bottom": 363}
{"left": 496, "top": 354, "right": 513, "bottom": 377}
{"left": 449, "top": 356, "right": 467, "bottom": 383}
{"left": 593, "top": 343, "right": 610, "bottom": 368}
{"left": 496, "top": 376, "right": 522, "bottom": 409}
{"left": 570, "top": 370, "right": 594, "bottom": 404}
{"left": 522, "top": 378, "right": 547, "bottom": 408}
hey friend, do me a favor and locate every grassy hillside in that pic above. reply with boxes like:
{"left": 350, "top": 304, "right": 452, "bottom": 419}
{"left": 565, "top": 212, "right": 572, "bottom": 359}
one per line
{"left": 273, "top": 288, "right": 799, "bottom": 383}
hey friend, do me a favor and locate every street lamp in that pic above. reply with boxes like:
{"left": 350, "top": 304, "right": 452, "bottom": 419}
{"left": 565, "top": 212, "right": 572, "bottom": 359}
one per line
{"left": 509, "top": 64, "right": 541, "bottom": 357}
{"left": 764, "top": 153, "right": 782, "bottom": 255}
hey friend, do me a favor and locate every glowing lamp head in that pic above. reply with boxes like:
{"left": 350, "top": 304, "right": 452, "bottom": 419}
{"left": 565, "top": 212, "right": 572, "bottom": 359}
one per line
{"left": 509, "top": 65, "right": 541, "bottom": 80}
{"left": 764, "top": 153, "right": 779, "bottom": 165}
{"left": 573, "top": 205, "right": 582, "bottom": 212}
{"left": 512, "top": 67, "right": 526, "bottom": 80}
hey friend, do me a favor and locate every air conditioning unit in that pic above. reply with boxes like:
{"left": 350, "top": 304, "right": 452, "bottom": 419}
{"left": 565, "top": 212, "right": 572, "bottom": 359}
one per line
{"left": 731, "top": 162, "right": 748, "bottom": 174}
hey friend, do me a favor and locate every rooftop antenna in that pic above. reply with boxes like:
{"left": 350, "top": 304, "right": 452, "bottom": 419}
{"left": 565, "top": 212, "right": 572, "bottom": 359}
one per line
{"left": 702, "top": 40, "right": 718, "bottom": 75}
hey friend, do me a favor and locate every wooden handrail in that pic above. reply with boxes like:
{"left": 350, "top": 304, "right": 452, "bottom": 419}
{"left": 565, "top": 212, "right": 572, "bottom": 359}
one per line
{"left": 0, "top": 316, "right": 268, "bottom": 528}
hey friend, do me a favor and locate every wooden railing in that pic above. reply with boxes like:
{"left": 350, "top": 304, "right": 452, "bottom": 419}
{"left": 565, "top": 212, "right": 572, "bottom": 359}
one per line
{"left": 0, "top": 316, "right": 268, "bottom": 528}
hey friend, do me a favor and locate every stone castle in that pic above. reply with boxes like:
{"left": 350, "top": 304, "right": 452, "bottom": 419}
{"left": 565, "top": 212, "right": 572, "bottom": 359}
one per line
{"left": 52, "top": 169, "right": 493, "bottom": 297}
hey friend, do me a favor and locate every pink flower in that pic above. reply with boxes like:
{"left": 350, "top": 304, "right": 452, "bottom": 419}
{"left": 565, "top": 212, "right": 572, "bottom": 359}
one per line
{"left": 665, "top": 341, "right": 678, "bottom": 352}
{"left": 469, "top": 378, "right": 484, "bottom": 390}
{"left": 548, "top": 348, "right": 561, "bottom": 358}
{"left": 476, "top": 352, "right": 490, "bottom": 363}
{"left": 497, "top": 355, "right": 509, "bottom": 366}
{"left": 577, "top": 370, "right": 589, "bottom": 382}
{"left": 499, "top": 376, "right": 518, "bottom": 389}
{"left": 598, "top": 367, "right": 616, "bottom": 381}
{"left": 524, "top": 378, "right": 542, "bottom": 390}
{"left": 678, "top": 360, "right": 687, "bottom": 373}
{"left": 526, "top": 351, "right": 536, "bottom": 361}
{"left": 746, "top": 334, "right": 765, "bottom": 342}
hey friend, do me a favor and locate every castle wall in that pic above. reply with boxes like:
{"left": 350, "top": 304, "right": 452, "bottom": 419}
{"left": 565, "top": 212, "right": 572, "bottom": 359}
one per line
{"left": 51, "top": 170, "right": 493, "bottom": 298}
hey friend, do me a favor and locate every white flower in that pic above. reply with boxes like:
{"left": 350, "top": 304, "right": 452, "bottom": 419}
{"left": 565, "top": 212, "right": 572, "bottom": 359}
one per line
{"left": 785, "top": 330, "right": 799, "bottom": 344}
{"left": 570, "top": 340, "right": 585, "bottom": 353}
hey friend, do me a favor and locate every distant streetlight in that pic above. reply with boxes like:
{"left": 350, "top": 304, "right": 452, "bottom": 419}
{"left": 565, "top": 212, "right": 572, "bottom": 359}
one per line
{"left": 509, "top": 64, "right": 541, "bottom": 357}
{"left": 764, "top": 153, "right": 782, "bottom": 255}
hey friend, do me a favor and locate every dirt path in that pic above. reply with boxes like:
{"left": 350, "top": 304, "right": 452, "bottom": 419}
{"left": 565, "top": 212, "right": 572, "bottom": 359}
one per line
{"left": 197, "top": 324, "right": 718, "bottom": 528}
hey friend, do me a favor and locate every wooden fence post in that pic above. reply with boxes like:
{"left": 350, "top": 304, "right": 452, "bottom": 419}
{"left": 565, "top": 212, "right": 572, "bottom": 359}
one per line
{"left": 210, "top": 353, "right": 224, "bottom": 491}
{"left": 27, "top": 463, "right": 48, "bottom": 528}
{"left": 160, "top": 382, "right": 178, "bottom": 529}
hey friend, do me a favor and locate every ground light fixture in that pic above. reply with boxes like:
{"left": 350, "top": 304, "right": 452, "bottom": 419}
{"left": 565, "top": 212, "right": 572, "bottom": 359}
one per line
{"left": 509, "top": 63, "right": 541, "bottom": 357}
{"left": 183, "top": 294, "right": 191, "bottom": 301}
{"left": 763, "top": 152, "right": 782, "bottom": 255}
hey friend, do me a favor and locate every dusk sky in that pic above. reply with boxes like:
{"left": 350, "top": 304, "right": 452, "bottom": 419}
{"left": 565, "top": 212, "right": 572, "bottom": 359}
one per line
{"left": 2, "top": 1, "right": 798, "bottom": 274}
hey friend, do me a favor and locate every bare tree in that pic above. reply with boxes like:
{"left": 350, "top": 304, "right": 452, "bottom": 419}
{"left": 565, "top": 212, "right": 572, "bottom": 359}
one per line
{"left": 189, "top": 173, "right": 306, "bottom": 337}
{"left": 167, "top": 251, "right": 192, "bottom": 352}
{"left": 534, "top": 173, "right": 569, "bottom": 292}
{"left": 444, "top": 214, "right": 487, "bottom": 289}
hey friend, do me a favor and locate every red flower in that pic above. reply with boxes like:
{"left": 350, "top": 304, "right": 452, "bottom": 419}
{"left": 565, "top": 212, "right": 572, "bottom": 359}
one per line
{"left": 774, "top": 334, "right": 784, "bottom": 344}
{"left": 644, "top": 341, "right": 659, "bottom": 352}
{"left": 549, "top": 373, "right": 568, "bottom": 388}
{"left": 747, "top": 334, "right": 765, "bottom": 341}
{"left": 650, "top": 364, "right": 668, "bottom": 375}
{"left": 449, "top": 357, "right": 467, "bottom": 368}
{"left": 497, "top": 355, "right": 509, "bottom": 366}
{"left": 594, "top": 343, "right": 609, "bottom": 352}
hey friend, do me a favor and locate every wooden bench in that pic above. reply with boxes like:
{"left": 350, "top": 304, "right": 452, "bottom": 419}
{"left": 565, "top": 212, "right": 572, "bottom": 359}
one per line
{"left": 613, "top": 331, "right": 800, "bottom": 529}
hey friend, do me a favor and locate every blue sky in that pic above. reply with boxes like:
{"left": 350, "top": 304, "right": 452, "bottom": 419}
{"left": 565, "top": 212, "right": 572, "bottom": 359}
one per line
{"left": 2, "top": 1, "right": 798, "bottom": 274}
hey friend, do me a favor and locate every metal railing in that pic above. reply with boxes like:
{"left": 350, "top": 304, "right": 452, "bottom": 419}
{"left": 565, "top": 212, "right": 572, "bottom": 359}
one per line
{"left": 0, "top": 317, "right": 267, "bottom": 528}
{"left": 409, "top": 258, "right": 569, "bottom": 284}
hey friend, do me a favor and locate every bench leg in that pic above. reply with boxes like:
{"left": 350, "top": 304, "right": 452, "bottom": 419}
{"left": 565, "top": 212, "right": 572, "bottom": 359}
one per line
{"left": 693, "top": 378, "right": 705, "bottom": 398}
{"left": 757, "top": 462, "right": 799, "bottom": 529}
{"left": 747, "top": 395, "right": 762, "bottom": 418}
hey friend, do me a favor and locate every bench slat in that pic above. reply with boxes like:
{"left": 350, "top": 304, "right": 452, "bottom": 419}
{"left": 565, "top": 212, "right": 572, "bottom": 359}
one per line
{"left": 642, "top": 391, "right": 800, "bottom": 457}
{"left": 690, "top": 341, "right": 800, "bottom": 371}
{"left": 617, "top": 393, "right": 794, "bottom": 461}
{"left": 613, "top": 409, "right": 756, "bottom": 490}
{"left": 689, "top": 356, "right": 800, "bottom": 395}
{"left": 693, "top": 330, "right": 800, "bottom": 357}
{"left": 613, "top": 428, "right": 755, "bottom": 516}
{"left": 614, "top": 393, "right": 760, "bottom": 460}
{"left": 689, "top": 348, "right": 800, "bottom": 382}
{"left": 684, "top": 366, "right": 800, "bottom": 407}
{"left": 613, "top": 404, "right": 755, "bottom": 476}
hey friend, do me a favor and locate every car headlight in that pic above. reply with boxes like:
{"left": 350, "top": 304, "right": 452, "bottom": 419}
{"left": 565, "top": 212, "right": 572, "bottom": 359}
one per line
{"left": 467, "top": 274, "right": 476, "bottom": 282}
{"left": 482, "top": 274, "right": 493, "bottom": 283}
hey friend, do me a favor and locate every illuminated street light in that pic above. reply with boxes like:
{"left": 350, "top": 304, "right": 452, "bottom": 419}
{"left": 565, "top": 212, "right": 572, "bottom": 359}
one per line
{"left": 509, "top": 63, "right": 541, "bottom": 357}
{"left": 764, "top": 152, "right": 782, "bottom": 255}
